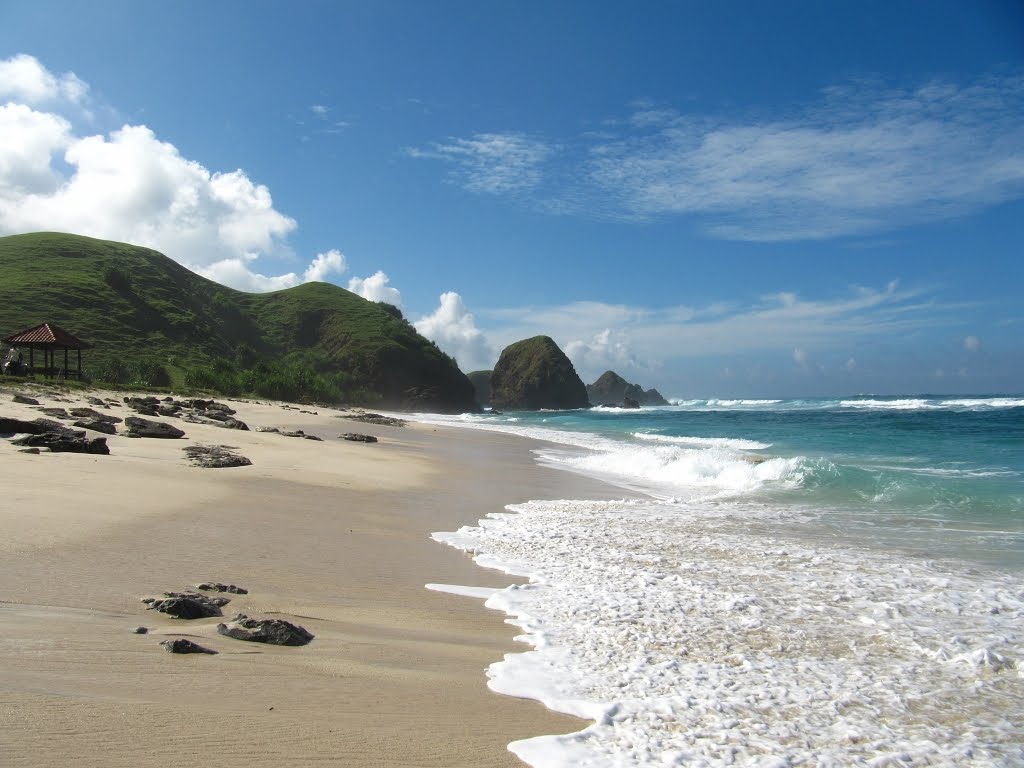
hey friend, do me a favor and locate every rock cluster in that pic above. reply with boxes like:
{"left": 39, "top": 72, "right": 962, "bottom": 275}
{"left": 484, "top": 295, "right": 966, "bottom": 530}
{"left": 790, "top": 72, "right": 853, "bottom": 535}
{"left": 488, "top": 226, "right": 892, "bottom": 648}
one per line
{"left": 143, "top": 591, "right": 230, "bottom": 619}
{"left": 587, "top": 370, "right": 669, "bottom": 407}
{"left": 125, "top": 396, "right": 249, "bottom": 430}
{"left": 339, "top": 432, "right": 378, "bottom": 443}
{"left": 2, "top": 416, "right": 109, "bottom": 454}
{"left": 340, "top": 413, "right": 407, "bottom": 427}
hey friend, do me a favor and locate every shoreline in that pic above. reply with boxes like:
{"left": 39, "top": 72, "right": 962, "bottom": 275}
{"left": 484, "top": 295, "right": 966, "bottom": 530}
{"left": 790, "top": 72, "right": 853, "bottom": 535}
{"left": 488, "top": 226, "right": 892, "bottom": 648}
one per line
{"left": 0, "top": 384, "right": 624, "bottom": 767}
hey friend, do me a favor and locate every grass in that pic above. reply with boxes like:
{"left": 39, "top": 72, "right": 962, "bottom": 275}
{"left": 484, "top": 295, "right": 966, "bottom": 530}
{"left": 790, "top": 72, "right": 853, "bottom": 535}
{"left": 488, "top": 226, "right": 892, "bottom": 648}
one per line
{"left": 0, "top": 232, "right": 476, "bottom": 411}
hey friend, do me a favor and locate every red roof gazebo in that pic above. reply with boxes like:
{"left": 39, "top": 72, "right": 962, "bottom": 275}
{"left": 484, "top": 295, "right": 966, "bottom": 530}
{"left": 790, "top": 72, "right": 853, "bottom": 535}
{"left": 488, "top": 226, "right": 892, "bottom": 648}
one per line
{"left": 2, "top": 323, "right": 92, "bottom": 380}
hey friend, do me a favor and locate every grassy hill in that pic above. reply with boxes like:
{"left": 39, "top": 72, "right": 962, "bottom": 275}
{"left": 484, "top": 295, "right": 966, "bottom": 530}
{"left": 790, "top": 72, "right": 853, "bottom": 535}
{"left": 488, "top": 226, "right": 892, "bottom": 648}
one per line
{"left": 0, "top": 232, "right": 476, "bottom": 411}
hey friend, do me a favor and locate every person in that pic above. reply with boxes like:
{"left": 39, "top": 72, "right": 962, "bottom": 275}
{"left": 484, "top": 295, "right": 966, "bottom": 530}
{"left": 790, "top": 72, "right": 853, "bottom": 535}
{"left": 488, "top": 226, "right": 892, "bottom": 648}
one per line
{"left": 2, "top": 346, "right": 17, "bottom": 375}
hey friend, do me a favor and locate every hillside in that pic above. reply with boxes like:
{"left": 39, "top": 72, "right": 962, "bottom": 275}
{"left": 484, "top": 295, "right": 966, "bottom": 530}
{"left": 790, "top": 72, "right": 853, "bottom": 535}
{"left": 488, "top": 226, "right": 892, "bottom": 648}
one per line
{"left": 0, "top": 232, "right": 476, "bottom": 412}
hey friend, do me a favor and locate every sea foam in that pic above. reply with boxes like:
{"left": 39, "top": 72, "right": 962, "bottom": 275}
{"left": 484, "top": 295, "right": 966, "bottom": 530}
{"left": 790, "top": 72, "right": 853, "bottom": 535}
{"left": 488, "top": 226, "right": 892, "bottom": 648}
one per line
{"left": 434, "top": 497, "right": 1024, "bottom": 766}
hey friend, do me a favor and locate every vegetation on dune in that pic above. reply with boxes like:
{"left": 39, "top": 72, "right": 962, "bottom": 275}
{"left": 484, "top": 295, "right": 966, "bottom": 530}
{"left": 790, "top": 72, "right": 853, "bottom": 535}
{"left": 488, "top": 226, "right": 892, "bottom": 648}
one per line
{"left": 0, "top": 232, "right": 476, "bottom": 411}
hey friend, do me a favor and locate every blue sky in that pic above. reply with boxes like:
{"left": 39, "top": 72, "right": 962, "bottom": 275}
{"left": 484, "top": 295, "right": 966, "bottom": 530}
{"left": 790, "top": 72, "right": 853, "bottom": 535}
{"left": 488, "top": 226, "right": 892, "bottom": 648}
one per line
{"left": 1, "top": 1, "right": 1022, "bottom": 397}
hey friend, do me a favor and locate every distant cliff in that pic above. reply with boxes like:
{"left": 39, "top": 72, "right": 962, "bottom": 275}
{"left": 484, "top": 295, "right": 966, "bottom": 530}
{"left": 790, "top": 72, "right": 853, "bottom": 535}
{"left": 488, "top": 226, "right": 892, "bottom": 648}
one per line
{"left": 587, "top": 370, "right": 668, "bottom": 407}
{"left": 489, "top": 336, "right": 590, "bottom": 411}
{"left": 467, "top": 370, "right": 492, "bottom": 407}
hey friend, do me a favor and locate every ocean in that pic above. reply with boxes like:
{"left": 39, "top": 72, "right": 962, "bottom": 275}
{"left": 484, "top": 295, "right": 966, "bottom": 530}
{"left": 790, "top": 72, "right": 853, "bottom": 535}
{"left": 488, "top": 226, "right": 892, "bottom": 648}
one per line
{"left": 418, "top": 396, "right": 1024, "bottom": 767}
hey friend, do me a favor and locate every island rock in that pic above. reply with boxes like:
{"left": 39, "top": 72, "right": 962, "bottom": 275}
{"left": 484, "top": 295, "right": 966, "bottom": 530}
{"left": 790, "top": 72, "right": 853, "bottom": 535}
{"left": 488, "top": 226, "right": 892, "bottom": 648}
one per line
{"left": 489, "top": 336, "right": 590, "bottom": 411}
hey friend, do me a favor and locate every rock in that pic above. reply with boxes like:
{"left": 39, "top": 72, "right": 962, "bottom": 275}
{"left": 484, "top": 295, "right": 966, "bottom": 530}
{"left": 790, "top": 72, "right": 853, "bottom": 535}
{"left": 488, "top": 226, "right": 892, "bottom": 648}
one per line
{"left": 0, "top": 416, "right": 70, "bottom": 436}
{"left": 12, "top": 394, "right": 39, "bottom": 405}
{"left": 623, "top": 397, "right": 640, "bottom": 409}
{"left": 124, "top": 396, "right": 161, "bottom": 416}
{"left": 182, "top": 444, "right": 252, "bottom": 468}
{"left": 341, "top": 413, "right": 407, "bottom": 427}
{"left": 466, "top": 370, "right": 492, "bottom": 408}
{"left": 196, "top": 582, "right": 248, "bottom": 594}
{"left": 216, "top": 614, "right": 314, "bottom": 646}
{"left": 340, "top": 432, "right": 378, "bottom": 443}
{"left": 586, "top": 370, "right": 669, "bottom": 407}
{"left": 73, "top": 419, "right": 117, "bottom": 435}
{"left": 124, "top": 416, "right": 186, "bottom": 439}
{"left": 68, "top": 407, "right": 121, "bottom": 423}
{"left": 133, "top": 626, "right": 149, "bottom": 634}
{"left": 12, "top": 432, "right": 110, "bottom": 454}
{"left": 143, "top": 592, "right": 226, "bottom": 619}
{"left": 37, "top": 407, "right": 71, "bottom": 419}
{"left": 160, "top": 638, "right": 218, "bottom": 654}
{"left": 18, "top": 447, "right": 41, "bottom": 454}
{"left": 86, "top": 397, "right": 106, "bottom": 406}
{"left": 489, "top": 336, "right": 590, "bottom": 411}
{"left": 255, "top": 426, "right": 280, "bottom": 433}
{"left": 303, "top": 434, "right": 323, "bottom": 441}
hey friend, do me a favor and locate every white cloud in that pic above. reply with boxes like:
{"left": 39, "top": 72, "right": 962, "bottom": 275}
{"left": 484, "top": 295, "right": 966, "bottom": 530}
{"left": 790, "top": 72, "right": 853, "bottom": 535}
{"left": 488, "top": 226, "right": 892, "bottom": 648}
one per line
{"left": 565, "top": 328, "right": 642, "bottom": 378}
{"left": 793, "top": 347, "right": 809, "bottom": 367}
{"left": 844, "top": 357, "right": 857, "bottom": 372}
{"left": 407, "top": 132, "right": 552, "bottom": 194}
{"left": 310, "top": 104, "right": 328, "bottom": 117}
{"left": 414, "top": 291, "right": 494, "bottom": 372}
{"left": 588, "top": 75, "right": 1024, "bottom": 240}
{"left": 304, "top": 249, "right": 347, "bottom": 283}
{"left": 0, "top": 53, "right": 359, "bottom": 293}
{"left": 963, "top": 335, "right": 981, "bottom": 352}
{"left": 348, "top": 270, "right": 403, "bottom": 306}
{"left": 0, "top": 53, "right": 88, "bottom": 105}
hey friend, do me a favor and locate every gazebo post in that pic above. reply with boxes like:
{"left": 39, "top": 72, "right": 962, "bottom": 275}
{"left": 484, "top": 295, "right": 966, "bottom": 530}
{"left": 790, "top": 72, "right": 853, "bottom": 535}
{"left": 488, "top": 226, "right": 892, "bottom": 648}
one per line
{"left": 29, "top": 347, "right": 34, "bottom": 375}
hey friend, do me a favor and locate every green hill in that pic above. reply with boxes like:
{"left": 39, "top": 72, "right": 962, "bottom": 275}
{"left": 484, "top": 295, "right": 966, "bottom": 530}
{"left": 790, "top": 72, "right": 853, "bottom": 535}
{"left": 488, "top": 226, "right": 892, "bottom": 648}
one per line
{"left": 0, "top": 232, "right": 476, "bottom": 412}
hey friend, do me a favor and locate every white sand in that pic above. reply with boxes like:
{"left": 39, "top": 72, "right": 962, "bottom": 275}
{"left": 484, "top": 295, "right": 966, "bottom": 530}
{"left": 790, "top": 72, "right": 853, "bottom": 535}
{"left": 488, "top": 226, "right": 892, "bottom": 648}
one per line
{"left": 0, "top": 384, "right": 619, "bottom": 767}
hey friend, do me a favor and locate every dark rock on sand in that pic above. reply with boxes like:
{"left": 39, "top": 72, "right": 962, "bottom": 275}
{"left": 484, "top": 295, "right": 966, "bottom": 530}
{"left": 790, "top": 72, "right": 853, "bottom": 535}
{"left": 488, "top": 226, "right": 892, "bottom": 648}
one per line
{"left": 182, "top": 444, "right": 252, "bottom": 468}
{"left": 37, "top": 407, "right": 71, "bottom": 419}
{"left": 124, "top": 396, "right": 161, "bottom": 416}
{"left": 12, "top": 431, "right": 110, "bottom": 454}
{"left": 73, "top": 419, "right": 117, "bottom": 435}
{"left": 340, "top": 432, "right": 378, "bottom": 443}
{"left": 342, "top": 413, "right": 407, "bottom": 427}
{"left": 160, "top": 638, "right": 218, "bottom": 654}
{"left": 0, "top": 416, "right": 70, "bottom": 435}
{"left": 143, "top": 592, "right": 227, "bottom": 619}
{"left": 216, "top": 614, "right": 314, "bottom": 646}
{"left": 69, "top": 407, "right": 121, "bottom": 424}
{"left": 12, "top": 394, "right": 39, "bottom": 405}
{"left": 124, "top": 416, "right": 185, "bottom": 439}
{"left": 196, "top": 582, "right": 248, "bottom": 594}
{"left": 18, "top": 447, "right": 41, "bottom": 454}
{"left": 133, "top": 626, "right": 149, "bottom": 634}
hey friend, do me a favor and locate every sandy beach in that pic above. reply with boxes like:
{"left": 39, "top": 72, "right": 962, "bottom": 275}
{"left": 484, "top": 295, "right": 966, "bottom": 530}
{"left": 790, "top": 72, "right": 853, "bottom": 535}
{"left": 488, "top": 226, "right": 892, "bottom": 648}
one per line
{"left": 0, "top": 383, "right": 620, "bottom": 767}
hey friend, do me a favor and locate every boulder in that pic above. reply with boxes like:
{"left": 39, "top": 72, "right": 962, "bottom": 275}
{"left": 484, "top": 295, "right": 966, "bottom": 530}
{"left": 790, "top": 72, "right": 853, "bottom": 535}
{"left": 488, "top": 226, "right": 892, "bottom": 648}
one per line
{"left": 196, "top": 582, "right": 248, "bottom": 594}
{"left": 124, "top": 416, "right": 185, "bottom": 439}
{"left": 0, "top": 416, "right": 71, "bottom": 436}
{"left": 340, "top": 432, "right": 378, "bottom": 443}
{"left": 216, "top": 614, "right": 314, "bottom": 646}
{"left": 37, "top": 407, "right": 71, "bottom": 419}
{"left": 182, "top": 444, "right": 252, "bottom": 468}
{"left": 69, "top": 407, "right": 122, "bottom": 424}
{"left": 341, "top": 413, "right": 407, "bottom": 427}
{"left": 12, "top": 394, "right": 39, "bottom": 405}
{"left": 489, "top": 336, "right": 590, "bottom": 411}
{"left": 73, "top": 419, "right": 117, "bottom": 435}
{"left": 160, "top": 638, "right": 218, "bottom": 654}
{"left": 143, "top": 592, "right": 227, "bottom": 619}
{"left": 12, "top": 432, "right": 109, "bottom": 454}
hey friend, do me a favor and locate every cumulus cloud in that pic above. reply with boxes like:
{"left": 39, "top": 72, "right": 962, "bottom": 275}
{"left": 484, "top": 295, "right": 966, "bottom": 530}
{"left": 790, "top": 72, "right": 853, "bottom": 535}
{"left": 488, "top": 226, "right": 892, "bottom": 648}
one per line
{"left": 414, "top": 292, "right": 494, "bottom": 372}
{"left": 0, "top": 53, "right": 88, "bottom": 105}
{"left": 304, "top": 249, "right": 347, "bottom": 283}
{"left": 963, "top": 335, "right": 981, "bottom": 352}
{"left": 348, "top": 270, "right": 403, "bottom": 306}
{"left": 565, "top": 328, "right": 642, "bottom": 378}
{"left": 0, "top": 53, "right": 356, "bottom": 292}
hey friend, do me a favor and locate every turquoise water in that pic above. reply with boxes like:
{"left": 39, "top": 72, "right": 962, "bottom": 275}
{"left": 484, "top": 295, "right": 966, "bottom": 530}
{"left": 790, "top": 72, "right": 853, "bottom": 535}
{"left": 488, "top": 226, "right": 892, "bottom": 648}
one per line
{"left": 452, "top": 395, "right": 1024, "bottom": 571}
{"left": 421, "top": 395, "right": 1024, "bottom": 765}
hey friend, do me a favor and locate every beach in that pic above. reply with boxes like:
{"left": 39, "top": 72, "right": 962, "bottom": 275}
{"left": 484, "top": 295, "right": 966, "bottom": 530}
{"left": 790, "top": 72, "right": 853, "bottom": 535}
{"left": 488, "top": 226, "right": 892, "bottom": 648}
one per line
{"left": 0, "top": 384, "right": 618, "bottom": 767}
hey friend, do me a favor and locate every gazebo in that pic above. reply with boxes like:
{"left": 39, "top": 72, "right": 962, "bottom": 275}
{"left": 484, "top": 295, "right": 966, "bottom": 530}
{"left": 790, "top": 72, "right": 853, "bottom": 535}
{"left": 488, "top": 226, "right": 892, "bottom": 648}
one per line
{"left": 1, "top": 322, "right": 93, "bottom": 380}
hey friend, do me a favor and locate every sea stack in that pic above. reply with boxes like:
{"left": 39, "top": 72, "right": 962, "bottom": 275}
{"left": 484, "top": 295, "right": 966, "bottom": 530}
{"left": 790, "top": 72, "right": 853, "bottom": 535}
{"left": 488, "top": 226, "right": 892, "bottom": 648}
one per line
{"left": 489, "top": 336, "right": 590, "bottom": 411}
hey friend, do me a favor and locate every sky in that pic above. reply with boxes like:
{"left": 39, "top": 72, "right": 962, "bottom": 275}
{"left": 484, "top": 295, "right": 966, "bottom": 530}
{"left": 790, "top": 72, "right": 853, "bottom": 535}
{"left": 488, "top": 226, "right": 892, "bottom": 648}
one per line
{"left": 1, "top": 0, "right": 1022, "bottom": 398}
